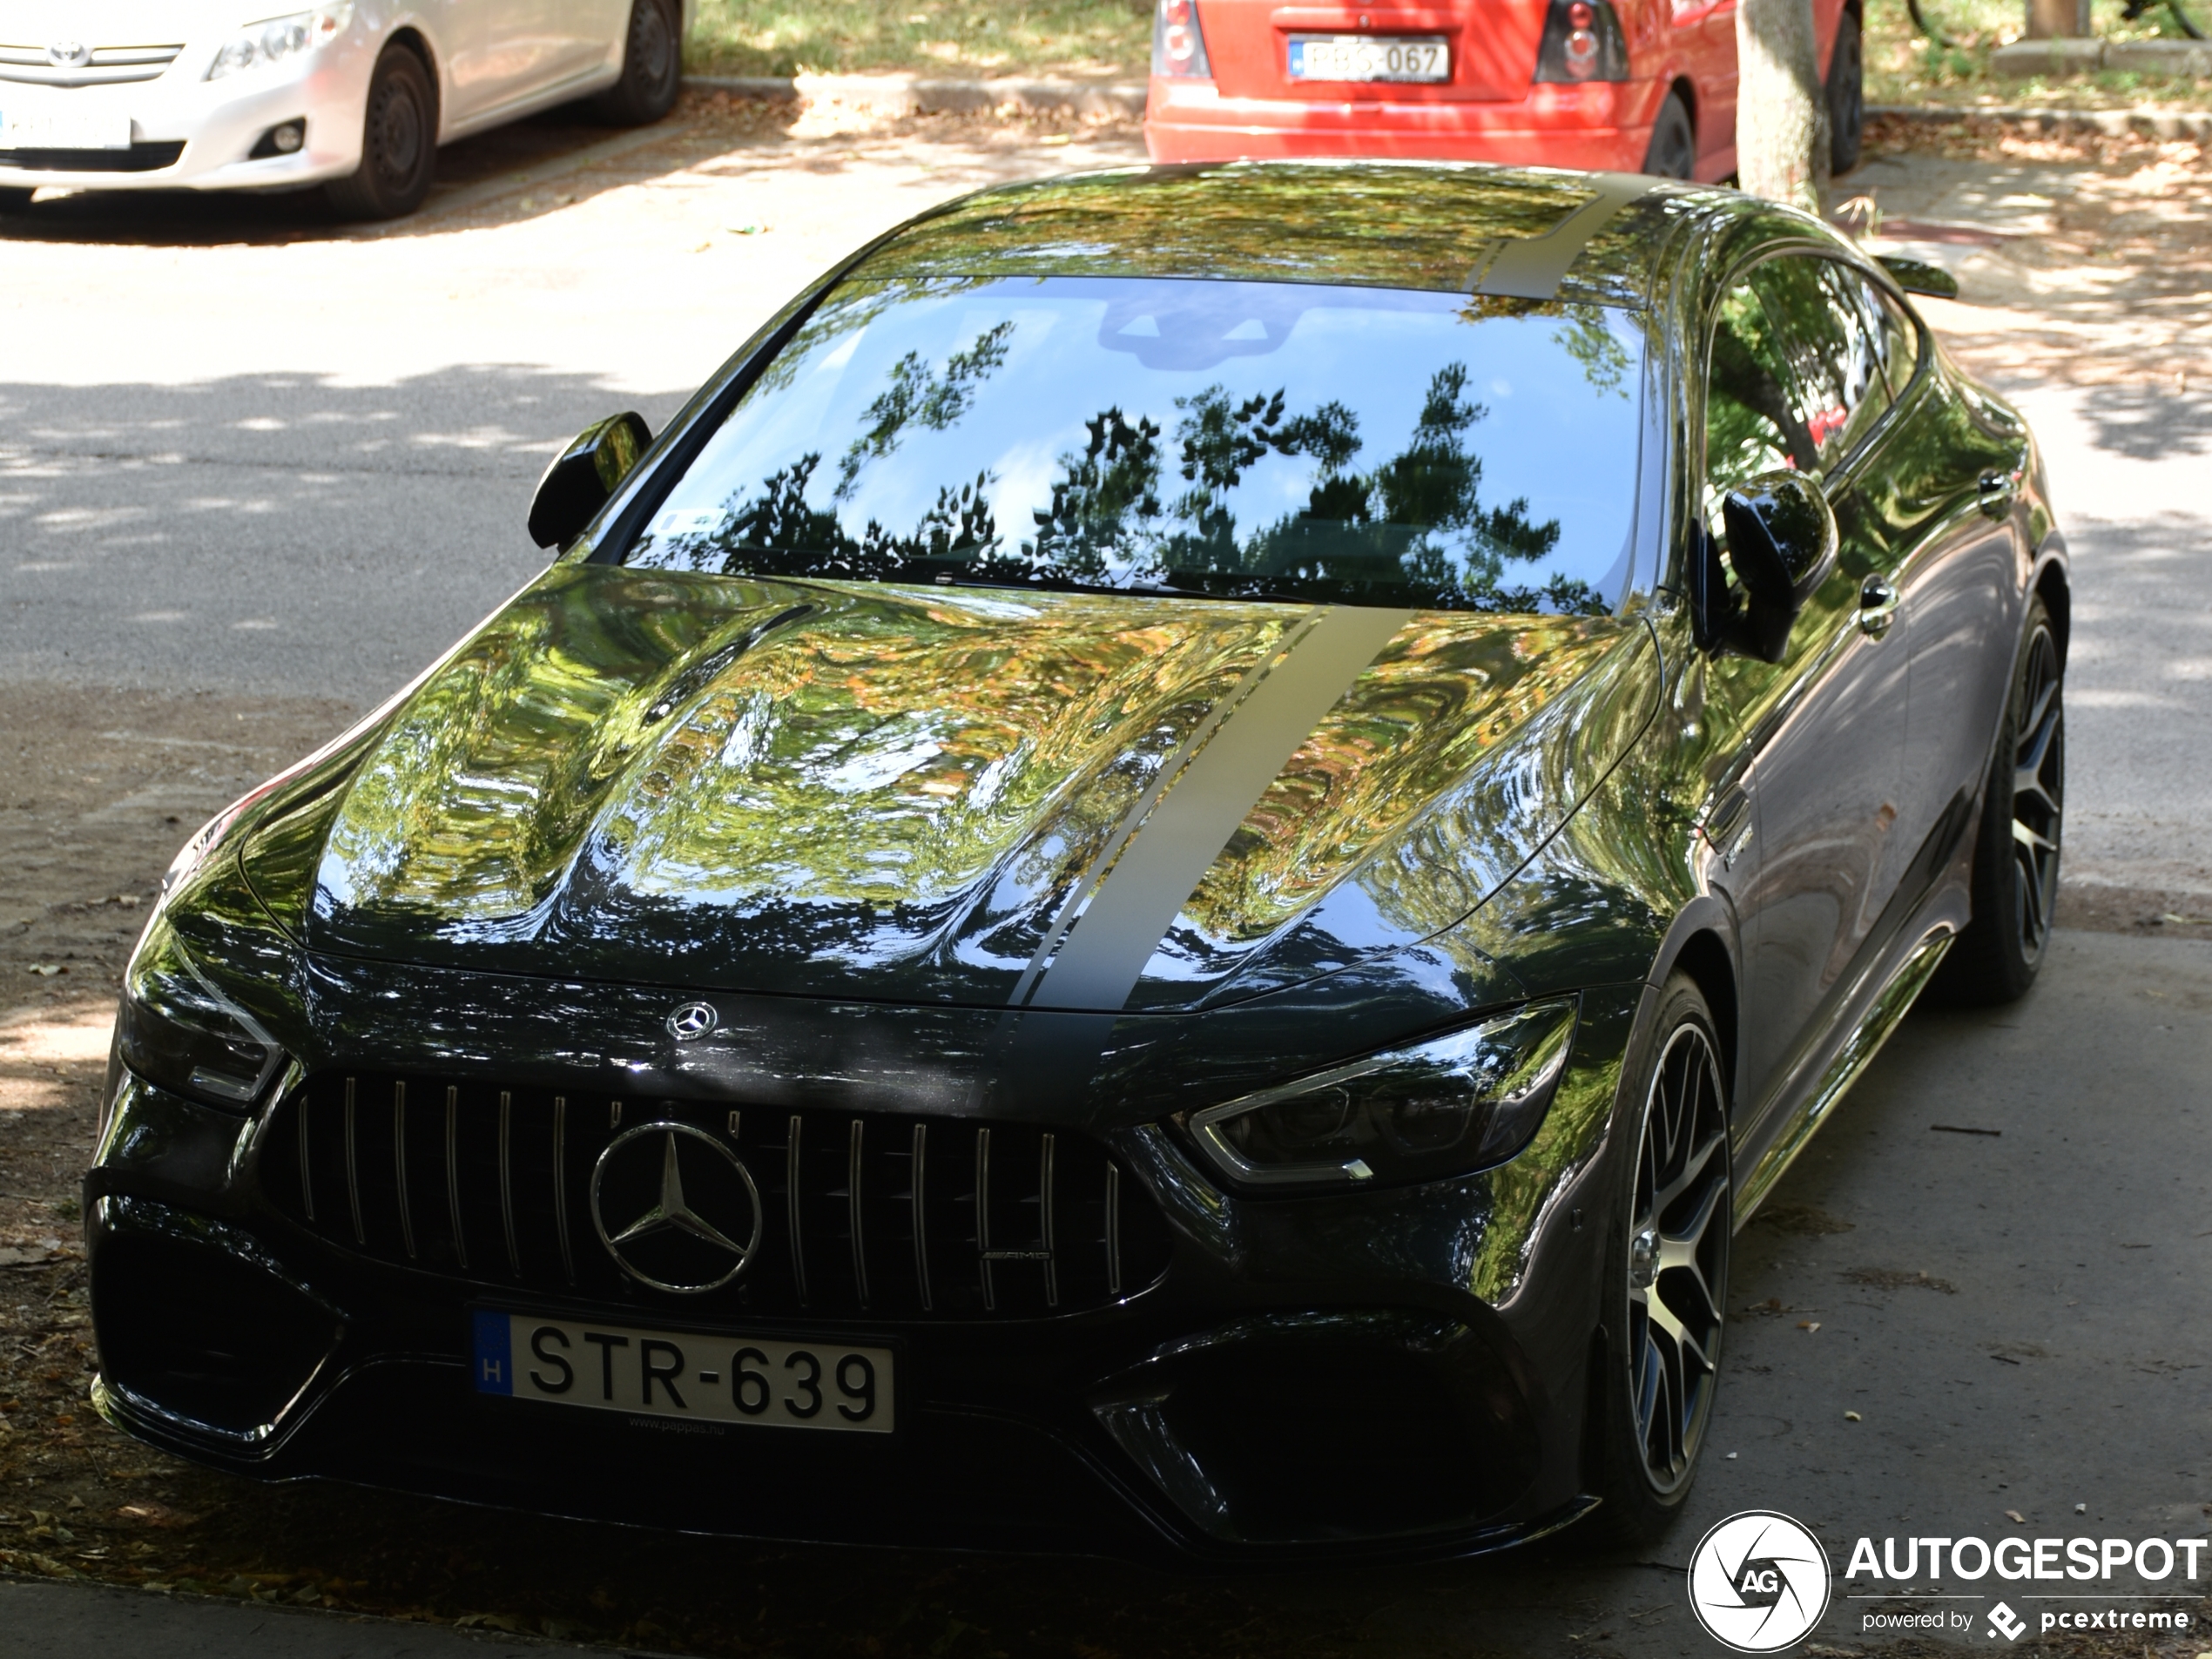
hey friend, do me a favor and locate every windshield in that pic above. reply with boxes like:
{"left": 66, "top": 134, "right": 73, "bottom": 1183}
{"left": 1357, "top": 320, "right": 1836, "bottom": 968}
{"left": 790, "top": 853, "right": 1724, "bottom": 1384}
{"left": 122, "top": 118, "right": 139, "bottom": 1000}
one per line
{"left": 624, "top": 277, "right": 1646, "bottom": 614}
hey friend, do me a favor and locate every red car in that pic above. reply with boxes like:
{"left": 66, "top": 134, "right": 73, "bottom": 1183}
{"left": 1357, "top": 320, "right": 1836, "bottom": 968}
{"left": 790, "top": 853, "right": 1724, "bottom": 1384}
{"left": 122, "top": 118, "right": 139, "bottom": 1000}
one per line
{"left": 1143, "top": 0, "right": 1862, "bottom": 182}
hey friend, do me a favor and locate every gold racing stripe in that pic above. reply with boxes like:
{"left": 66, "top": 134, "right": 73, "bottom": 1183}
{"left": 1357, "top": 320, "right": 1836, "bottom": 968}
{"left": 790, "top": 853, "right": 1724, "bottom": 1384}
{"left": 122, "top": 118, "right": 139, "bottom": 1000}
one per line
{"left": 1021, "top": 604, "right": 1413, "bottom": 1013}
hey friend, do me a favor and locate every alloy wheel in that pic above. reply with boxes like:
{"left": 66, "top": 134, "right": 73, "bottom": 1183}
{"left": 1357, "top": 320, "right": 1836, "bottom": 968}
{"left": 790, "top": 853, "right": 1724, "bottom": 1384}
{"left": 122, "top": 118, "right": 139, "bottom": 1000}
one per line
{"left": 1625, "top": 1022, "right": 1729, "bottom": 1494}
{"left": 2008, "top": 624, "right": 2064, "bottom": 963}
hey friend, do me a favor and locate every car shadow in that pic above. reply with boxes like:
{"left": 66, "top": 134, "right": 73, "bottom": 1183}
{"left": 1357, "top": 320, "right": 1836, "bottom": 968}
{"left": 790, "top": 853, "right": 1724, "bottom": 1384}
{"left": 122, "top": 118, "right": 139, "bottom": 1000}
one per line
{"left": 0, "top": 87, "right": 801, "bottom": 248}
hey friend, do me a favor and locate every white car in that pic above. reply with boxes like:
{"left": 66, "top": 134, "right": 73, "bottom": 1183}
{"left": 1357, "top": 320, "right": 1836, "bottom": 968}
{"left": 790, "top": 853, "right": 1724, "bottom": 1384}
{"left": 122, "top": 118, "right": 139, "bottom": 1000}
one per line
{"left": 0, "top": 0, "right": 690, "bottom": 219}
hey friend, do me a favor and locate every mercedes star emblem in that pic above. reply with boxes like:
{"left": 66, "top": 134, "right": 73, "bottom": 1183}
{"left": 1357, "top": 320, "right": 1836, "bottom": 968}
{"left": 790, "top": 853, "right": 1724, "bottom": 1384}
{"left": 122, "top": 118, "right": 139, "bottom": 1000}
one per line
{"left": 589, "top": 1121, "right": 762, "bottom": 1294}
{"left": 46, "top": 39, "right": 91, "bottom": 67}
{"left": 665, "top": 1000, "right": 718, "bottom": 1041}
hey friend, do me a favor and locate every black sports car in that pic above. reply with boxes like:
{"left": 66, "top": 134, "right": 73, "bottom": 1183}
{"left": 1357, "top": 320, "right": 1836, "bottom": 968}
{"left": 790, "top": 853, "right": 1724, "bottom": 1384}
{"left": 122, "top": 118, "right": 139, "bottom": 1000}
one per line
{"left": 89, "top": 161, "right": 2067, "bottom": 1561}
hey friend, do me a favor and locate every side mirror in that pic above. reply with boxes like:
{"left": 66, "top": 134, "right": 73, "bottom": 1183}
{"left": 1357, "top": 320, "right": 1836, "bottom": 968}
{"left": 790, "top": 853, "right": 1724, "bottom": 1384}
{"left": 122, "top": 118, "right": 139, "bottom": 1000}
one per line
{"left": 1694, "top": 469, "right": 1838, "bottom": 663}
{"left": 1875, "top": 253, "right": 1959, "bottom": 300}
{"left": 528, "top": 411, "right": 653, "bottom": 550}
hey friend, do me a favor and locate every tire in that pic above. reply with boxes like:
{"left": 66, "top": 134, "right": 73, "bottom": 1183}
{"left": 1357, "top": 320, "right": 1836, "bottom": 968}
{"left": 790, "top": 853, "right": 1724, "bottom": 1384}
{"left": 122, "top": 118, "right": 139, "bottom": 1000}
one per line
{"left": 1586, "top": 973, "right": 1731, "bottom": 1544}
{"left": 325, "top": 44, "right": 438, "bottom": 221}
{"left": 1641, "top": 91, "right": 1697, "bottom": 180}
{"left": 1931, "top": 595, "right": 2063, "bottom": 1006}
{"left": 584, "top": 0, "right": 682, "bottom": 125}
{"left": 0, "top": 185, "right": 34, "bottom": 213}
{"left": 1827, "top": 8, "right": 1865, "bottom": 175}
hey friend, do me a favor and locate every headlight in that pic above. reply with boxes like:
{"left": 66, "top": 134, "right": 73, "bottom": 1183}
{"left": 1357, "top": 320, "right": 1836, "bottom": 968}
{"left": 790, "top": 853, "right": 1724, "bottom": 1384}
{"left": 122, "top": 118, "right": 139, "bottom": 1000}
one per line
{"left": 206, "top": 4, "right": 352, "bottom": 79}
{"left": 118, "top": 922, "right": 287, "bottom": 1110}
{"left": 1182, "top": 998, "right": 1579, "bottom": 1189}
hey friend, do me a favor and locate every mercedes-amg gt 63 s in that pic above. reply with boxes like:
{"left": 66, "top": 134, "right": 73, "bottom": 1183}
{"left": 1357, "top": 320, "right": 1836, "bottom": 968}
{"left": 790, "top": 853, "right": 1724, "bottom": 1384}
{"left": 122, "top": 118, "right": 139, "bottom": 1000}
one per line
{"left": 89, "top": 161, "right": 2067, "bottom": 1561}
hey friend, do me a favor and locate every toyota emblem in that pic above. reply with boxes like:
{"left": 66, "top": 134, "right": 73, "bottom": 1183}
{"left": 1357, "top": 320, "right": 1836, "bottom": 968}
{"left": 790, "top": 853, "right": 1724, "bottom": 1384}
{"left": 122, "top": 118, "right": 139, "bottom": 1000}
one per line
{"left": 46, "top": 39, "right": 91, "bottom": 67}
{"left": 589, "top": 1122, "right": 762, "bottom": 1294}
{"left": 665, "top": 1000, "right": 718, "bottom": 1041}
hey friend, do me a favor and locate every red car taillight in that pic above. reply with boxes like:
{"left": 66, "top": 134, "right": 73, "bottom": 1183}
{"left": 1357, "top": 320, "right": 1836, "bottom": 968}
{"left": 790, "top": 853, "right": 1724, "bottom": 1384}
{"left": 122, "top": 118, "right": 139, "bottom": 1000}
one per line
{"left": 1534, "top": 0, "right": 1629, "bottom": 81}
{"left": 1151, "top": 0, "right": 1214, "bottom": 78}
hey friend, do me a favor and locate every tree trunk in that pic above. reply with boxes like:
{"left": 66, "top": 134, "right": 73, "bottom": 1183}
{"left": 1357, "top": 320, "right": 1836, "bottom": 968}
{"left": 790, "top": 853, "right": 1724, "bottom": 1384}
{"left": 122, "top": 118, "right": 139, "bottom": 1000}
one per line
{"left": 1735, "top": 0, "right": 1829, "bottom": 216}
{"left": 2024, "top": 0, "right": 2092, "bottom": 37}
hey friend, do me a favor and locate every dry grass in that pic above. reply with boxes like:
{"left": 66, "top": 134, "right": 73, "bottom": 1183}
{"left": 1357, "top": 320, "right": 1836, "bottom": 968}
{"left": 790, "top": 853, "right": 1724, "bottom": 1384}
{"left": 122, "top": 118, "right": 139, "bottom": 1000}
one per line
{"left": 685, "top": 0, "right": 1155, "bottom": 80}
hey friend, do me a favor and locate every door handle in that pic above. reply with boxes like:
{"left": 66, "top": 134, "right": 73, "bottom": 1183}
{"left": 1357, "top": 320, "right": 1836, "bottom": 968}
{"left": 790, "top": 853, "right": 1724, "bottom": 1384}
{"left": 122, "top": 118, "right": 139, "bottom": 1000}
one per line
{"left": 1858, "top": 575, "right": 1899, "bottom": 638}
{"left": 1977, "top": 468, "right": 2020, "bottom": 519}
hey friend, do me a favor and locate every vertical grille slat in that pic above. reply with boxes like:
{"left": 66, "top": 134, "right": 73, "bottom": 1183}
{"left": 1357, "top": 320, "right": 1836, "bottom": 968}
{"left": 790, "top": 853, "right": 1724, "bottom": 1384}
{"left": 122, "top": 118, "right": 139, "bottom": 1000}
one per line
{"left": 1041, "top": 1132, "right": 1059, "bottom": 1310}
{"left": 299, "top": 1091, "right": 316, "bottom": 1224}
{"left": 444, "top": 1085, "right": 469, "bottom": 1271}
{"left": 975, "top": 1126, "right": 995, "bottom": 1312}
{"left": 786, "top": 1115, "right": 807, "bottom": 1307}
{"left": 344, "top": 1076, "right": 365, "bottom": 1247}
{"left": 264, "top": 1074, "right": 1171, "bottom": 1321}
{"left": 393, "top": 1080, "right": 416, "bottom": 1260}
{"left": 498, "top": 1090, "right": 520, "bottom": 1276}
{"left": 847, "top": 1119, "right": 868, "bottom": 1309}
{"left": 910, "top": 1123, "right": 933, "bottom": 1313}
{"left": 1106, "top": 1163, "right": 1123, "bottom": 1298}
{"left": 553, "top": 1096, "right": 574, "bottom": 1285}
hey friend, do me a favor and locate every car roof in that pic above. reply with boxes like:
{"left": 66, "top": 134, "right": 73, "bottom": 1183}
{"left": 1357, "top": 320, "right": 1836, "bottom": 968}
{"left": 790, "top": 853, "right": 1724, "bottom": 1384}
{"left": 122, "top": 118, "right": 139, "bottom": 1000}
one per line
{"left": 855, "top": 160, "right": 1724, "bottom": 311}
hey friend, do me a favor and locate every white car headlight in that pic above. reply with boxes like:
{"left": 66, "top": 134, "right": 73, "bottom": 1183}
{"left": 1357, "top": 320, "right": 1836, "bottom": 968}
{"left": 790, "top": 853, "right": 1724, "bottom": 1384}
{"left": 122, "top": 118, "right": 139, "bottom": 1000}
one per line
{"left": 207, "top": 4, "right": 353, "bottom": 80}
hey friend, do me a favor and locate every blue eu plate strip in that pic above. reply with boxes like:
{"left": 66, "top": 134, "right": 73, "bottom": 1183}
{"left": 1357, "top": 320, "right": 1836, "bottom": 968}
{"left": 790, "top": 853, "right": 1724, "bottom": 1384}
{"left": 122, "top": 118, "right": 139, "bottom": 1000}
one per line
{"left": 472, "top": 1309, "right": 514, "bottom": 1395}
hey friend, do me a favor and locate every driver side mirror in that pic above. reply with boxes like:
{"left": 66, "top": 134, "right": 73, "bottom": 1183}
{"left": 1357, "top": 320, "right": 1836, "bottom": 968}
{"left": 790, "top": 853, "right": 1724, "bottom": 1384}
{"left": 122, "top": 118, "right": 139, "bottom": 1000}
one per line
{"left": 1691, "top": 469, "right": 1838, "bottom": 664}
{"left": 528, "top": 411, "right": 653, "bottom": 550}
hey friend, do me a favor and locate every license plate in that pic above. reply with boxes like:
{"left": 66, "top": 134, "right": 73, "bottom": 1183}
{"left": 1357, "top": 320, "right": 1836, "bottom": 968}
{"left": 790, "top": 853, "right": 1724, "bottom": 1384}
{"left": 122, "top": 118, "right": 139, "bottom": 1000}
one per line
{"left": 1288, "top": 34, "right": 1449, "bottom": 83}
{"left": 472, "top": 1311, "right": 894, "bottom": 1434}
{"left": 0, "top": 106, "right": 133, "bottom": 151}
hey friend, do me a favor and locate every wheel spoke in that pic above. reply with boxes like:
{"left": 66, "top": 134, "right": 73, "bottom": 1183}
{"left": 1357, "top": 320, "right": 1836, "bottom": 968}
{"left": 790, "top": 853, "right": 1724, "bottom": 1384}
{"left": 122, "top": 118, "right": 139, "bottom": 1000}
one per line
{"left": 1653, "top": 1125, "right": 1725, "bottom": 1216}
{"left": 2020, "top": 672, "right": 2058, "bottom": 742}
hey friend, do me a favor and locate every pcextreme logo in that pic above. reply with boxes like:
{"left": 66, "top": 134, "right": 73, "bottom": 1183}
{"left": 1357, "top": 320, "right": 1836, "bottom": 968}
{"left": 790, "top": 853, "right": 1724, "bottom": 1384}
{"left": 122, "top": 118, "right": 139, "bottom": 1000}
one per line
{"left": 1688, "top": 1511, "right": 1834, "bottom": 1653}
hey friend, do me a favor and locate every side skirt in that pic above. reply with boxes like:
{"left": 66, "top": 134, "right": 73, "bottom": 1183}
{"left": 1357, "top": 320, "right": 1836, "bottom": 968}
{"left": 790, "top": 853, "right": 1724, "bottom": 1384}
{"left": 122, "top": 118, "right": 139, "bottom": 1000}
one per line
{"left": 1735, "top": 927, "right": 1952, "bottom": 1224}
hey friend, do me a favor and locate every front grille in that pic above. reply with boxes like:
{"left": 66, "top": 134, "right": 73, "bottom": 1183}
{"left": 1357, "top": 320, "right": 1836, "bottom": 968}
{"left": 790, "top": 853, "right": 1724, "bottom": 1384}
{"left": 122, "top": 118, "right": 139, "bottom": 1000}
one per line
{"left": 0, "top": 44, "right": 185, "bottom": 86}
{"left": 260, "top": 1074, "right": 1174, "bottom": 1322}
{"left": 0, "top": 141, "right": 184, "bottom": 172}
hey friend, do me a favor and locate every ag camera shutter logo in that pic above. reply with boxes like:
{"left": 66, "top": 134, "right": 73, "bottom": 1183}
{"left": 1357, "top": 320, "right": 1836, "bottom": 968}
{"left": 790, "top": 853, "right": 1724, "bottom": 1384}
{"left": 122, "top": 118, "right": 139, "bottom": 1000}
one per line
{"left": 1688, "top": 1510, "right": 1834, "bottom": 1652}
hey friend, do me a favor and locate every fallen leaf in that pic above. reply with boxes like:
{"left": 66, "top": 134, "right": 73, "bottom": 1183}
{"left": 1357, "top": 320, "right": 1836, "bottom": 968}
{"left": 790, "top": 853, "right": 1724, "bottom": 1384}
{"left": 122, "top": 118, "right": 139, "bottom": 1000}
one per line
{"left": 1842, "top": 1266, "right": 1958, "bottom": 1294}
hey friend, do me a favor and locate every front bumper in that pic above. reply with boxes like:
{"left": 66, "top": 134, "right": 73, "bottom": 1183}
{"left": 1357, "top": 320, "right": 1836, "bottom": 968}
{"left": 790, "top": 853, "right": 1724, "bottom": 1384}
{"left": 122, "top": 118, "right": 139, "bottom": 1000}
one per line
{"left": 87, "top": 967, "right": 1642, "bottom": 1562}
{"left": 0, "top": 33, "right": 372, "bottom": 193}
{"left": 1143, "top": 75, "right": 1669, "bottom": 170}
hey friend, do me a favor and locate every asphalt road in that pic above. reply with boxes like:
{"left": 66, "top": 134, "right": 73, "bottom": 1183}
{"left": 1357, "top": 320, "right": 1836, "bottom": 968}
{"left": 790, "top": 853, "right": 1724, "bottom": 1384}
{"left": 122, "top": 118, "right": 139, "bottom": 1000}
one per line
{"left": 3, "top": 108, "right": 2208, "bottom": 1654}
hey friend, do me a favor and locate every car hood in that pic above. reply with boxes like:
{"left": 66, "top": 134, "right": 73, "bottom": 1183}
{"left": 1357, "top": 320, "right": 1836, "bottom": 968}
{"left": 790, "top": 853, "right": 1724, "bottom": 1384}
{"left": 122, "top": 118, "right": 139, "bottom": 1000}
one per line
{"left": 263, "top": 564, "right": 1656, "bottom": 1014}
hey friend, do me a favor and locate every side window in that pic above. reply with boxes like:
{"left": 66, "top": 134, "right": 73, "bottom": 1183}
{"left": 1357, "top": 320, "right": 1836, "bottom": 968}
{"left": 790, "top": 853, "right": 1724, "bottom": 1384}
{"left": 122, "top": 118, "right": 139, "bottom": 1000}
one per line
{"left": 1703, "top": 255, "right": 1896, "bottom": 513}
{"left": 1703, "top": 278, "right": 1805, "bottom": 513}
{"left": 1749, "top": 257, "right": 1892, "bottom": 473}
{"left": 1873, "top": 287, "right": 1922, "bottom": 398}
